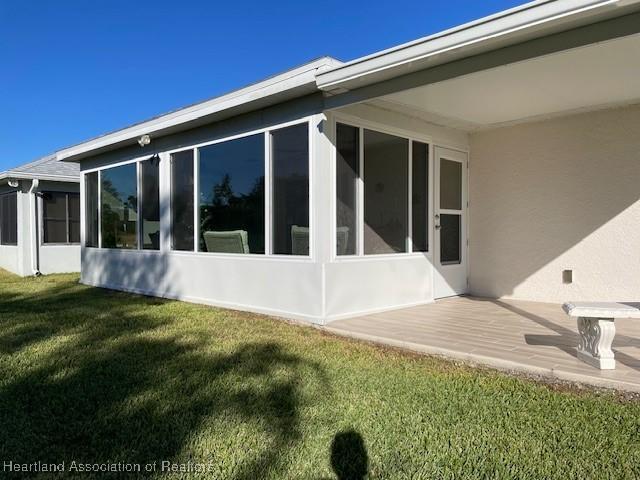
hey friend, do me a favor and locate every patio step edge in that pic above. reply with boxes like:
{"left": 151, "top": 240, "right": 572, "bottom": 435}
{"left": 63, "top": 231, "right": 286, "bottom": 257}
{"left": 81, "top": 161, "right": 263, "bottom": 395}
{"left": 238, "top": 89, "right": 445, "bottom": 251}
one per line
{"left": 322, "top": 326, "right": 640, "bottom": 393}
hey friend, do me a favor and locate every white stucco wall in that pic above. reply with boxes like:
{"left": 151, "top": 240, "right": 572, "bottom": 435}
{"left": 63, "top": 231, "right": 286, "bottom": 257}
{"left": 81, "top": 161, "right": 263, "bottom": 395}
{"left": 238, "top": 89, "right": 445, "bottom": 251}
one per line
{"left": 469, "top": 104, "right": 640, "bottom": 303}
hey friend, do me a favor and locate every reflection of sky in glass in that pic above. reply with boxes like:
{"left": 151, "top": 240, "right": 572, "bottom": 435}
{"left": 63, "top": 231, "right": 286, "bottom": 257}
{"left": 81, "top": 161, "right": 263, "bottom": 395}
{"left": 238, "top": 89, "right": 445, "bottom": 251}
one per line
{"left": 102, "top": 163, "right": 137, "bottom": 205}
{"left": 199, "top": 134, "right": 264, "bottom": 204}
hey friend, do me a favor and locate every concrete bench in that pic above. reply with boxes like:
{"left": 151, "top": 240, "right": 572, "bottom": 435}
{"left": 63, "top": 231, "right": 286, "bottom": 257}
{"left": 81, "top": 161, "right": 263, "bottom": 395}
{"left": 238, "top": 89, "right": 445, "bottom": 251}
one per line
{"left": 563, "top": 302, "right": 640, "bottom": 369}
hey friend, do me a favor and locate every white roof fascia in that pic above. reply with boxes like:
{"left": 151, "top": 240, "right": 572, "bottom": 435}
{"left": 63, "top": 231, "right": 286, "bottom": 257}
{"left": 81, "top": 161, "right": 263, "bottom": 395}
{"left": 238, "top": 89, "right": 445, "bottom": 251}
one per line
{"left": 0, "top": 172, "right": 79, "bottom": 183}
{"left": 57, "top": 57, "right": 341, "bottom": 162}
{"left": 316, "top": 0, "right": 637, "bottom": 92}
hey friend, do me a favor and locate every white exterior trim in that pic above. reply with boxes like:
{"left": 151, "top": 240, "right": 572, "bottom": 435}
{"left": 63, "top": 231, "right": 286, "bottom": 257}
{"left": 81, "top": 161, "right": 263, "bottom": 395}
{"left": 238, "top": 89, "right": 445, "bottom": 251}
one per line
{"left": 316, "top": 0, "right": 629, "bottom": 92}
{"left": 57, "top": 58, "right": 341, "bottom": 162}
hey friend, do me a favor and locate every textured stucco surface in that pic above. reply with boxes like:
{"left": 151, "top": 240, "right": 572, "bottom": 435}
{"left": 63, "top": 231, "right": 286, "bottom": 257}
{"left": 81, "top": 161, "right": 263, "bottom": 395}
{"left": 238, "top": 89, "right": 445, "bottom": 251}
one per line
{"left": 469, "top": 104, "right": 640, "bottom": 303}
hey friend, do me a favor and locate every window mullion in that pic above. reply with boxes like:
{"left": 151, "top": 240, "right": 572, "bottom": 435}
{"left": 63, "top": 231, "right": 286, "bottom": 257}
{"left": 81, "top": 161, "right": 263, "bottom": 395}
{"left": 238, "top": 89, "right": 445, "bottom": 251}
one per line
{"left": 358, "top": 127, "right": 364, "bottom": 257}
{"left": 265, "top": 132, "right": 272, "bottom": 255}
{"left": 97, "top": 171, "right": 102, "bottom": 248}
{"left": 193, "top": 148, "right": 200, "bottom": 252}
{"left": 137, "top": 162, "right": 142, "bottom": 250}
{"left": 66, "top": 193, "right": 70, "bottom": 244}
{"left": 408, "top": 141, "right": 413, "bottom": 253}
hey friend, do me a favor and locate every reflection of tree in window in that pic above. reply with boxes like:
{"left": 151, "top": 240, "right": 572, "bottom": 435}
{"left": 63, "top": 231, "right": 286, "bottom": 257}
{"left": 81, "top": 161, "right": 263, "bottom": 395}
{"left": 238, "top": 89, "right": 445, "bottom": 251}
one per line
{"left": 198, "top": 134, "right": 265, "bottom": 254}
{"left": 100, "top": 164, "right": 138, "bottom": 249}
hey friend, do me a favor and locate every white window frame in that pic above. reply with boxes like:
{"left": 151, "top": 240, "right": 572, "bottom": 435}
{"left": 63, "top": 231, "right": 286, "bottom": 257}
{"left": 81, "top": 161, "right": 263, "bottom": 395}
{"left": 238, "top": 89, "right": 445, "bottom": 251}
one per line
{"left": 82, "top": 116, "right": 314, "bottom": 260}
{"left": 331, "top": 113, "right": 434, "bottom": 260}
{"left": 83, "top": 155, "right": 160, "bottom": 252}
{"left": 40, "top": 191, "right": 81, "bottom": 245}
{"left": 167, "top": 117, "right": 313, "bottom": 259}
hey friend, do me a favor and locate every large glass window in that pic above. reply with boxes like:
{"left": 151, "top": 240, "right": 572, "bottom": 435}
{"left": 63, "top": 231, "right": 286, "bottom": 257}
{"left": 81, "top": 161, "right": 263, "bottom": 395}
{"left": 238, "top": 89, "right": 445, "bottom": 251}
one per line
{"left": 271, "top": 123, "right": 309, "bottom": 256}
{"left": 42, "top": 192, "right": 80, "bottom": 244}
{"left": 171, "top": 150, "right": 195, "bottom": 251}
{"left": 85, "top": 172, "right": 99, "bottom": 247}
{"left": 363, "top": 129, "right": 408, "bottom": 255}
{"left": 0, "top": 192, "right": 17, "bottom": 246}
{"left": 199, "top": 134, "right": 265, "bottom": 254}
{"left": 100, "top": 163, "right": 138, "bottom": 249}
{"left": 336, "top": 123, "right": 359, "bottom": 256}
{"left": 335, "top": 124, "right": 429, "bottom": 256}
{"left": 141, "top": 157, "right": 160, "bottom": 250}
{"left": 412, "top": 141, "right": 429, "bottom": 252}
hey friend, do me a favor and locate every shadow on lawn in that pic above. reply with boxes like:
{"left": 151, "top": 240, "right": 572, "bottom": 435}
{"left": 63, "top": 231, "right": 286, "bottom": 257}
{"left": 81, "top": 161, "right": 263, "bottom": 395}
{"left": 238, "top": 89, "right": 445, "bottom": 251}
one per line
{"left": 330, "top": 430, "right": 369, "bottom": 480}
{"left": 0, "top": 279, "right": 328, "bottom": 479}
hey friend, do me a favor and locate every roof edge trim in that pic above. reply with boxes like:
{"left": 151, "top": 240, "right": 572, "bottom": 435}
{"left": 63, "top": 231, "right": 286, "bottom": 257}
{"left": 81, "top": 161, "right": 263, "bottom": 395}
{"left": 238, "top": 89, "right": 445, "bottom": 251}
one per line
{"left": 316, "top": 0, "right": 623, "bottom": 91}
{"left": 56, "top": 57, "right": 341, "bottom": 162}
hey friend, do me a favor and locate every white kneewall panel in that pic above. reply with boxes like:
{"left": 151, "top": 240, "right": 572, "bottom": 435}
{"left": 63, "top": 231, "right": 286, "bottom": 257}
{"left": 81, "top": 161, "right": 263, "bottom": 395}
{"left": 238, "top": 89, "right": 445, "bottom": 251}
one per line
{"left": 0, "top": 245, "right": 19, "bottom": 275}
{"left": 39, "top": 245, "right": 81, "bottom": 274}
{"left": 81, "top": 249, "right": 323, "bottom": 321}
{"left": 324, "top": 256, "right": 435, "bottom": 320}
{"left": 469, "top": 104, "right": 640, "bottom": 303}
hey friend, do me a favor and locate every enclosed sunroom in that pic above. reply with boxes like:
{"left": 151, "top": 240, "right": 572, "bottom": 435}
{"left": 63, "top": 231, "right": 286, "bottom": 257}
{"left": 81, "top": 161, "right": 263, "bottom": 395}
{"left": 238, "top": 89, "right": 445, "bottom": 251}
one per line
{"left": 57, "top": 0, "right": 640, "bottom": 324}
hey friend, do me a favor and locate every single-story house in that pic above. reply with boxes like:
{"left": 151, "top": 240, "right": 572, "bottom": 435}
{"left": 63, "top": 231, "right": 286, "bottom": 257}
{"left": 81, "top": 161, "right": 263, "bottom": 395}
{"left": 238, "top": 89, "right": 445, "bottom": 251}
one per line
{"left": 56, "top": 0, "right": 640, "bottom": 324}
{"left": 0, "top": 155, "right": 81, "bottom": 276}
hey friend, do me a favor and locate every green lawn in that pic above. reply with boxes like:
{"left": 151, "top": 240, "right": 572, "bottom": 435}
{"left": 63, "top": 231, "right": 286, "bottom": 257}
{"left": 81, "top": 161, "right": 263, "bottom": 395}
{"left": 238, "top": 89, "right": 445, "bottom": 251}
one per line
{"left": 0, "top": 270, "right": 638, "bottom": 479}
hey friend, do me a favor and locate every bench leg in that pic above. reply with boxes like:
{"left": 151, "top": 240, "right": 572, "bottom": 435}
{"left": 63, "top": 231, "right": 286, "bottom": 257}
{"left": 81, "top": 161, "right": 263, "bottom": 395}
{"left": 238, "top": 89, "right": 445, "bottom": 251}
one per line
{"left": 576, "top": 317, "right": 616, "bottom": 369}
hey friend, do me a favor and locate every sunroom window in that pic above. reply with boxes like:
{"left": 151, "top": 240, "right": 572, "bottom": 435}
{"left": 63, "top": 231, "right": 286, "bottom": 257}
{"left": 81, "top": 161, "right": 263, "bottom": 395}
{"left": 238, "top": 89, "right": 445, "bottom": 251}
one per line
{"left": 336, "top": 123, "right": 359, "bottom": 256}
{"left": 363, "top": 129, "right": 408, "bottom": 255}
{"left": 171, "top": 150, "right": 195, "bottom": 251}
{"left": 0, "top": 192, "right": 17, "bottom": 246}
{"left": 271, "top": 123, "right": 310, "bottom": 256}
{"left": 335, "top": 123, "right": 429, "bottom": 256}
{"left": 42, "top": 192, "right": 80, "bottom": 244}
{"left": 198, "top": 134, "right": 265, "bottom": 254}
{"left": 100, "top": 163, "right": 138, "bottom": 249}
{"left": 85, "top": 172, "right": 99, "bottom": 247}
{"left": 140, "top": 157, "right": 160, "bottom": 250}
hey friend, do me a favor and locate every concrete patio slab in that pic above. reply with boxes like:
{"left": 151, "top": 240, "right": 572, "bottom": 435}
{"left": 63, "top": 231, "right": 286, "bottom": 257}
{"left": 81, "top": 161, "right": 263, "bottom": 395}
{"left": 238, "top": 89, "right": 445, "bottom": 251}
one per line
{"left": 324, "top": 297, "right": 640, "bottom": 392}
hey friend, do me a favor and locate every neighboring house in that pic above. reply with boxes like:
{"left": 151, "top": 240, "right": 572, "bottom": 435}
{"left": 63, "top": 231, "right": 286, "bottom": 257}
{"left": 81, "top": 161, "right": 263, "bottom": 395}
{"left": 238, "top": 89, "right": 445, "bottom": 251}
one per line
{"left": 56, "top": 0, "right": 640, "bottom": 323}
{"left": 0, "top": 155, "right": 80, "bottom": 276}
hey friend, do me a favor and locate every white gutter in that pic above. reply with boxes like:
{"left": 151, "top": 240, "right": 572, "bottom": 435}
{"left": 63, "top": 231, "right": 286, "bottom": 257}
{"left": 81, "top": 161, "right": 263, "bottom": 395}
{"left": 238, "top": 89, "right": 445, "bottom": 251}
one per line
{"left": 316, "top": 0, "right": 633, "bottom": 92}
{"left": 28, "top": 179, "right": 41, "bottom": 276}
{"left": 0, "top": 172, "right": 79, "bottom": 183}
{"left": 56, "top": 57, "right": 342, "bottom": 162}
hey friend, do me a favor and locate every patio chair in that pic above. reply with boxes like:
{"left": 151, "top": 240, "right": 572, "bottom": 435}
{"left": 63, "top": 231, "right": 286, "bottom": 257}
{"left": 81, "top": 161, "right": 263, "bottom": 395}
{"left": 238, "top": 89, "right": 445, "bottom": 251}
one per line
{"left": 203, "top": 230, "right": 250, "bottom": 254}
{"left": 336, "top": 227, "right": 350, "bottom": 255}
{"left": 148, "top": 231, "right": 160, "bottom": 250}
{"left": 291, "top": 225, "right": 309, "bottom": 255}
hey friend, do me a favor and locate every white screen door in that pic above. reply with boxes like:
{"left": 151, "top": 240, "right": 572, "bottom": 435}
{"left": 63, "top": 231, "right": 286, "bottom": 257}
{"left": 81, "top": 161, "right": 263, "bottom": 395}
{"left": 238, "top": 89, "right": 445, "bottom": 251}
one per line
{"left": 434, "top": 147, "right": 467, "bottom": 299}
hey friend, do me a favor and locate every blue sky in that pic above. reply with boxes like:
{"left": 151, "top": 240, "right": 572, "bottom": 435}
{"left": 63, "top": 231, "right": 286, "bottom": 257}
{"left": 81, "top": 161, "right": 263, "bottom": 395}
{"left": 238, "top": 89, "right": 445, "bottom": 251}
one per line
{"left": 0, "top": 0, "right": 525, "bottom": 170}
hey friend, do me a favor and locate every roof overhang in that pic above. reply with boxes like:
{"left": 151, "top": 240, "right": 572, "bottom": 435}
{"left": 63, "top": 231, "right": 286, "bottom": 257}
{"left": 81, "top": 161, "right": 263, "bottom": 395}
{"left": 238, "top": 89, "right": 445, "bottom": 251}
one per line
{"left": 0, "top": 172, "right": 79, "bottom": 184}
{"left": 56, "top": 57, "right": 341, "bottom": 163}
{"left": 316, "top": 0, "right": 640, "bottom": 94}
{"left": 54, "top": 0, "right": 640, "bottom": 164}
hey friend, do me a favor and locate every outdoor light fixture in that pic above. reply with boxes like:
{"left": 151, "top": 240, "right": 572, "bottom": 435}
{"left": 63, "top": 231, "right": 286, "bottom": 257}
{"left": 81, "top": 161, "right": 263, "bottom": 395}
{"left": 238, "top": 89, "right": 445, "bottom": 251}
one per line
{"left": 138, "top": 134, "right": 151, "bottom": 147}
{"left": 7, "top": 179, "right": 19, "bottom": 188}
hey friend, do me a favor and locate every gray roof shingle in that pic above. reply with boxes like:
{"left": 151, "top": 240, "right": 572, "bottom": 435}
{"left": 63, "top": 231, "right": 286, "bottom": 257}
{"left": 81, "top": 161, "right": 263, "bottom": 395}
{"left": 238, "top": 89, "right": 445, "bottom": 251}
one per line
{"left": 1, "top": 155, "right": 79, "bottom": 180}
